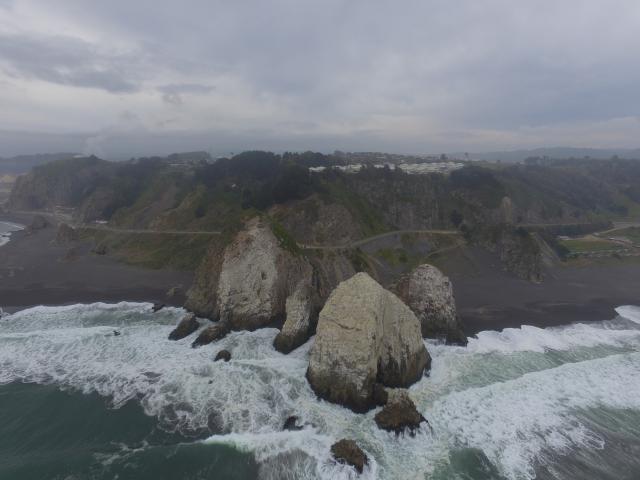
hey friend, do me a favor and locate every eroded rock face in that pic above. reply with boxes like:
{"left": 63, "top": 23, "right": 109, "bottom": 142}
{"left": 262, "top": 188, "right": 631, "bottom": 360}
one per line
{"left": 394, "top": 264, "right": 467, "bottom": 345}
{"left": 191, "top": 323, "right": 229, "bottom": 348}
{"left": 215, "top": 218, "right": 312, "bottom": 331}
{"left": 330, "top": 439, "right": 368, "bottom": 474}
{"left": 374, "top": 389, "right": 427, "bottom": 435}
{"left": 307, "top": 273, "right": 430, "bottom": 412}
{"left": 273, "top": 280, "right": 315, "bottom": 353}
{"left": 168, "top": 313, "right": 200, "bottom": 341}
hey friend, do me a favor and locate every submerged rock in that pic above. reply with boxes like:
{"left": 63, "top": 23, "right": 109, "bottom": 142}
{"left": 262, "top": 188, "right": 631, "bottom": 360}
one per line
{"left": 273, "top": 281, "right": 315, "bottom": 353}
{"left": 214, "top": 349, "right": 231, "bottom": 362}
{"left": 394, "top": 264, "right": 467, "bottom": 345}
{"left": 374, "top": 389, "right": 427, "bottom": 435}
{"left": 152, "top": 303, "right": 166, "bottom": 313}
{"left": 168, "top": 313, "right": 200, "bottom": 340}
{"left": 330, "top": 439, "right": 368, "bottom": 474}
{"left": 307, "top": 272, "right": 430, "bottom": 412}
{"left": 191, "top": 322, "right": 229, "bottom": 348}
{"left": 282, "top": 415, "right": 303, "bottom": 431}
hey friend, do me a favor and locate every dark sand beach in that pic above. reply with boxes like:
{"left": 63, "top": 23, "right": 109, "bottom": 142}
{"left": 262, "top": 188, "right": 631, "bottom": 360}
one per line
{"left": 440, "top": 246, "right": 640, "bottom": 333}
{"left": 1, "top": 213, "right": 639, "bottom": 333}
{"left": 0, "top": 213, "right": 193, "bottom": 313}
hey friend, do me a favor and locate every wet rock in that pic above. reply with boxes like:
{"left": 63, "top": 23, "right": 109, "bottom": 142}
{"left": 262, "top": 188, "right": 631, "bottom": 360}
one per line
{"left": 283, "top": 415, "right": 303, "bottom": 431}
{"left": 374, "top": 389, "right": 427, "bottom": 435}
{"left": 307, "top": 273, "right": 430, "bottom": 412}
{"left": 330, "top": 439, "right": 368, "bottom": 474}
{"left": 372, "top": 383, "right": 389, "bottom": 406}
{"left": 152, "top": 303, "right": 166, "bottom": 313}
{"left": 394, "top": 264, "right": 467, "bottom": 345}
{"left": 214, "top": 349, "right": 231, "bottom": 362}
{"left": 168, "top": 313, "right": 200, "bottom": 340}
{"left": 191, "top": 323, "right": 229, "bottom": 348}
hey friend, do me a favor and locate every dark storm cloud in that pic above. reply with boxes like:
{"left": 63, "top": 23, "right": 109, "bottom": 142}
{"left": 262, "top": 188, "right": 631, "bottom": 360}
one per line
{"left": 0, "top": 32, "right": 141, "bottom": 93}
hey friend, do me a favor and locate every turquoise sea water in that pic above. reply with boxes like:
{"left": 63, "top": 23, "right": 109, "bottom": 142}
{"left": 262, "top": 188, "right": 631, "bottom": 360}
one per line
{"left": 1, "top": 302, "right": 640, "bottom": 479}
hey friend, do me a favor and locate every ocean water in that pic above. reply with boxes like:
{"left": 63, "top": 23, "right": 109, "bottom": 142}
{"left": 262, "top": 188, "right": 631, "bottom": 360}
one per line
{"left": 0, "top": 220, "right": 24, "bottom": 247}
{"left": 1, "top": 303, "right": 639, "bottom": 480}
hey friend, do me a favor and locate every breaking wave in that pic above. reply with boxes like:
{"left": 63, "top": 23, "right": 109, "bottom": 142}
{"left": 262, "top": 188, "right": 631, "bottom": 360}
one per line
{"left": 1, "top": 302, "right": 639, "bottom": 479}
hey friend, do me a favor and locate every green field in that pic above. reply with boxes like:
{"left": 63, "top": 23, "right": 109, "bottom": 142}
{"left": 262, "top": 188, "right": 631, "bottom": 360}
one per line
{"left": 607, "top": 227, "right": 640, "bottom": 245}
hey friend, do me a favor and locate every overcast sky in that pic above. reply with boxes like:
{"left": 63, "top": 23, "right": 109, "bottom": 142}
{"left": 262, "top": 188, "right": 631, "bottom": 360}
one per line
{"left": 1, "top": 0, "right": 639, "bottom": 158}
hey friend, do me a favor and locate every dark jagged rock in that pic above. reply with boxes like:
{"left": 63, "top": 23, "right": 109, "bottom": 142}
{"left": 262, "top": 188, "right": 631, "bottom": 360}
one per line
{"left": 214, "top": 349, "right": 231, "bottom": 362}
{"left": 283, "top": 416, "right": 303, "bottom": 431}
{"left": 372, "top": 383, "right": 388, "bottom": 406}
{"left": 168, "top": 313, "right": 200, "bottom": 340}
{"left": 113, "top": 330, "right": 121, "bottom": 336}
{"left": 152, "top": 303, "right": 166, "bottom": 313}
{"left": 374, "top": 390, "right": 427, "bottom": 435}
{"left": 192, "top": 323, "right": 229, "bottom": 348}
{"left": 330, "top": 439, "right": 368, "bottom": 474}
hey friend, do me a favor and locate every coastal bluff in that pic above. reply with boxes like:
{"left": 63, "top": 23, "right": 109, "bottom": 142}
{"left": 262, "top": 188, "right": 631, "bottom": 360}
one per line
{"left": 307, "top": 273, "right": 430, "bottom": 412}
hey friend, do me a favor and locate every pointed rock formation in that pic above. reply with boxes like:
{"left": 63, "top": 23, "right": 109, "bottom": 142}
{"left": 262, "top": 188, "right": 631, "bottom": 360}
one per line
{"left": 394, "top": 264, "right": 467, "bottom": 345}
{"left": 273, "top": 280, "right": 316, "bottom": 353}
{"left": 168, "top": 313, "right": 200, "bottom": 340}
{"left": 307, "top": 273, "right": 430, "bottom": 412}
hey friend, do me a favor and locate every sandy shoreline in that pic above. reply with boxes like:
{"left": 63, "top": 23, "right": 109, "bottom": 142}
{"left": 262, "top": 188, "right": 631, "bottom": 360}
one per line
{"left": 0, "top": 213, "right": 193, "bottom": 314}
{"left": 1, "top": 213, "right": 638, "bottom": 334}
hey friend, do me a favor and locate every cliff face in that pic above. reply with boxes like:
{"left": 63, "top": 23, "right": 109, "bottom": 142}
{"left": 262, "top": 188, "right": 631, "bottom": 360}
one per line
{"left": 186, "top": 217, "right": 312, "bottom": 330}
{"left": 468, "top": 224, "right": 543, "bottom": 282}
{"left": 307, "top": 273, "right": 430, "bottom": 412}
{"left": 393, "top": 264, "right": 467, "bottom": 345}
{"left": 8, "top": 157, "right": 111, "bottom": 212}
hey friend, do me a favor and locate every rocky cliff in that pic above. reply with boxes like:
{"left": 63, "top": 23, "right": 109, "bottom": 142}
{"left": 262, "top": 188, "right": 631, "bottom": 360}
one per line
{"left": 186, "top": 217, "right": 313, "bottom": 331}
{"left": 307, "top": 272, "right": 430, "bottom": 412}
{"left": 393, "top": 264, "right": 467, "bottom": 345}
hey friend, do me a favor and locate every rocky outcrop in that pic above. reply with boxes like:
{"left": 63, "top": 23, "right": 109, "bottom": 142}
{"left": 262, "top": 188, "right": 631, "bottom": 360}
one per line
{"left": 307, "top": 273, "right": 430, "bottom": 412}
{"left": 330, "top": 439, "right": 368, "bottom": 474}
{"left": 393, "top": 264, "right": 467, "bottom": 345}
{"left": 214, "top": 349, "right": 231, "bottom": 362}
{"left": 168, "top": 313, "right": 200, "bottom": 340}
{"left": 283, "top": 416, "right": 303, "bottom": 431}
{"left": 187, "top": 217, "right": 313, "bottom": 333}
{"left": 273, "top": 281, "right": 316, "bottom": 353}
{"left": 191, "top": 322, "right": 229, "bottom": 348}
{"left": 26, "top": 214, "right": 49, "bottom": 233}
{"left": 374, "top": 389, "right": 427, "bottom": 435}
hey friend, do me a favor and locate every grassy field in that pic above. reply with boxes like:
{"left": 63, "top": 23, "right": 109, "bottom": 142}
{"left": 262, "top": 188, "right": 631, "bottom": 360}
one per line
{"left": 606, "top": 227, "right": 640, "bottom": 245}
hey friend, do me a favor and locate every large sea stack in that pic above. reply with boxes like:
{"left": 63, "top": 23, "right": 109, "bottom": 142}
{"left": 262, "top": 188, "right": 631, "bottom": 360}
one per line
{"left": 307, "top": 272, "right": 430, "bottom": 412}
{"left": 393, "top": 264, "right": 467, "bottom": 345}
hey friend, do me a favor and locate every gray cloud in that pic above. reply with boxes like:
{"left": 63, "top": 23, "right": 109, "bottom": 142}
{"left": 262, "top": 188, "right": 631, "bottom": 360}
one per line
{"left": 0, "top": 32, "right": 141, "bottom": 92}
{"left": 0, "top": 0, "right": 639, "bottom": 153}
{"left": 158, "top": 83, "right": 215, "bottom": 105}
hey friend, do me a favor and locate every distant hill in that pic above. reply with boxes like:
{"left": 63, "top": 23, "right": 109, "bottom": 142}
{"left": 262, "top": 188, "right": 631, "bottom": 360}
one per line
{"left": 464, "top": 147, "right": 640, "bottom": 163}
{"left": 0, "top": 153, "right": 79, "bottom": 174}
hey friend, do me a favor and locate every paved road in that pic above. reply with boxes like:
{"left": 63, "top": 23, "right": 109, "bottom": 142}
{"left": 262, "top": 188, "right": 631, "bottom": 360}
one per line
{"left": 300, "top": 229, "right": 459, "bottom": 250}
{"left": 78, "top": 225, "right": 222, "bottom": 235}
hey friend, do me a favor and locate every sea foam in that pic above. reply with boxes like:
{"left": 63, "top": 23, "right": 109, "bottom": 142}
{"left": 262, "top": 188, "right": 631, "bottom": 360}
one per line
{"left": 1, "top": 302, "right": 639, "bottom": 480}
